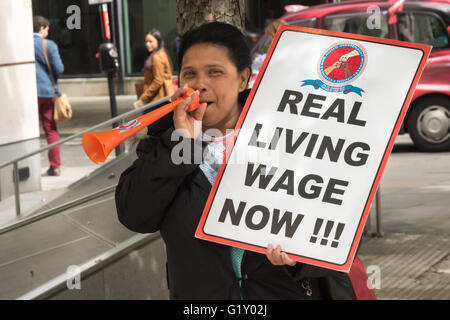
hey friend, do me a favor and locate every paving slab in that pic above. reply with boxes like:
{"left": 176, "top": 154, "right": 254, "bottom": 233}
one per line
{"left": 359, "top": 233, "right": 450, "bottom": 300}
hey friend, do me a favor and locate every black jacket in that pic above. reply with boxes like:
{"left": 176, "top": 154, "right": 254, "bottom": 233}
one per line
{"left": 115, "top": 107, "right": 357, "bottom": 300}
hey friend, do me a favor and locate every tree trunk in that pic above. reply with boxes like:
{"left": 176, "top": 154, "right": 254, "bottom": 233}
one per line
{"left": 176, "top": 0, "right": 245, "bottom": 35}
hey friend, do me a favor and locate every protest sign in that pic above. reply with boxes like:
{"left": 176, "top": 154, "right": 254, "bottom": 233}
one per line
{"left": 195, "top": 25, "right": 431, "bottom": 272}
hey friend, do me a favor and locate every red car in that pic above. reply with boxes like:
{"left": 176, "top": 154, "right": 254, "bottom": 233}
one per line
{"left": 250, "top": 0, "right": 450, "bottom": 151}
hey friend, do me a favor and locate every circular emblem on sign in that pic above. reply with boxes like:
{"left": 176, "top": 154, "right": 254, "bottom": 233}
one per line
{"left": 318, "top": 41, "right": 367, "bottom": 86}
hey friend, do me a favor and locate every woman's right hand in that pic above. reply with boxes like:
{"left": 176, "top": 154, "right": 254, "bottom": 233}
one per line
{"left": 172, "top": 85, "right": 207, "bottom": 139}
{"left": 266, "top": 244, "right": 297, "bottom": 267}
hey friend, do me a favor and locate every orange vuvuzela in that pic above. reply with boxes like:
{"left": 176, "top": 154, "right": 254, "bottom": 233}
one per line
{"left": 82, "top": 88, "right": 200, "bottom": 164}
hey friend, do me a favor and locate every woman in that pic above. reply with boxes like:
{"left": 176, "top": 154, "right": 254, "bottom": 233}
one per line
{"left": 116, "top": 22, "right": 373, "bottom": 300}
{"left": 136, "top": 29, "right": 174, "bottom": 107}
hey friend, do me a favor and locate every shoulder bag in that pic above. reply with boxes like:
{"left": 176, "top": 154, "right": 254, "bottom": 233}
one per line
{"left": 43, "top": 39, "right": 72, "bottom": 122}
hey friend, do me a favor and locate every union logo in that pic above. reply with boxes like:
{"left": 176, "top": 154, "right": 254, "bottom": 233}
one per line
{"left": 118, "top": 119, "right": 141, "bottom": 132}
{"left": 302, "top": 41, "right": 367, "bottom": 96}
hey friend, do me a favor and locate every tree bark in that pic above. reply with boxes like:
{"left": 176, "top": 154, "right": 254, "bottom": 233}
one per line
{"left": 176, "top": 0, "right": 245, "bottom": 35}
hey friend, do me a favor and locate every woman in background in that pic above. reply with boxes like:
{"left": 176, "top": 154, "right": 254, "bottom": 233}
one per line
{"left": 136, "top": 29, "right": 175, "bottom": 107}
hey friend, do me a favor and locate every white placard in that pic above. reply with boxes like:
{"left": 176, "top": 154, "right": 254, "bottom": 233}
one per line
{"left": 196, "top": 26, "right": 430, "bottom": 272}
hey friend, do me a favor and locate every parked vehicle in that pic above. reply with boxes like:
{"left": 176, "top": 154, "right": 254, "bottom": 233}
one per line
{"left": 250, "top": 0, "right": 450, "bottom": 152}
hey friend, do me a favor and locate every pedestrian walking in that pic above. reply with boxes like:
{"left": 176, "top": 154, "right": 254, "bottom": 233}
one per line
{"left": 33, "top": 16, "right": 64, "bottom": 176}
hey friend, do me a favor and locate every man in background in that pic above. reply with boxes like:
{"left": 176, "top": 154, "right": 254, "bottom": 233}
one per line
{"left": 33, "top": 16, "right": 64, "bottom": 176}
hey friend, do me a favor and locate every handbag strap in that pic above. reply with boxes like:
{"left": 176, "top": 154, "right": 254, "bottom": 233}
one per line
{"left": 42, "top": 39, "right": 58, "bottom": 95}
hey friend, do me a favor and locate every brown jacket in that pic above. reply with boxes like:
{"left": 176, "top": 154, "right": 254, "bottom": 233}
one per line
{"left": 140, "top": 48, "right": 174, "bottom": 103}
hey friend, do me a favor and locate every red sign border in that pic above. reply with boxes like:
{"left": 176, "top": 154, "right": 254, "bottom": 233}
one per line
{"left": 195, "top": 25, "right": 431, "bottom": 272}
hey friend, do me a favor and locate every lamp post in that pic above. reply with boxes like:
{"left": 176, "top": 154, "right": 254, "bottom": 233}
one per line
{"left": 90, "top": 0, "right": 123, "bottom": 156}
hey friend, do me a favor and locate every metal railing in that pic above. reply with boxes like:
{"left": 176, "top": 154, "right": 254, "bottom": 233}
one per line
{"left": 0, "top": 184, "right": 117, "bottom": 235}
{"left": 17, "top": 232, "right": 162, "bottom": 300}
{"left": 0, "top": 95, "right": 170, "bottom": 217}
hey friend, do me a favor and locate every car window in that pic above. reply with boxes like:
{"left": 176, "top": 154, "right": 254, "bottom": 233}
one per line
{"left": 323, "top": 13, "right": 390, "bottom": 38}
{"left": 254, "top": 36, "right": 273, "bottom": 56}
{"left": 253, "top": 18, "right": 317, "bottom": 57}
{"left": 397, "top": 12, "right": 449, "bottom": 49}
{"left": 290, "top": 18, "right": 317, "bottom": 28}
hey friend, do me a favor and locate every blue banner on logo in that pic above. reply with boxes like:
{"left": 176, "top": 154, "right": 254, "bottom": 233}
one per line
{"left": 301, "top": 79, "right": 365, "bottom": 96}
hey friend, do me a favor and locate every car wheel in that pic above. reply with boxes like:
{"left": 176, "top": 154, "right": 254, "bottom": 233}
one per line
{"left": 406, "top": 96, "right": 450, "bottom": 152}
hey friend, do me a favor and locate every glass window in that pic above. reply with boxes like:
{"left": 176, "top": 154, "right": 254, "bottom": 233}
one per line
{"left": 32, "top": 0, "right": 103, "bottom": 76}
{"left": 123, "top": 0, "right": 178, "bottom": 75}
{"left": 250, "top": 18, "right": 317, "bottom": 87}
{"left": 245, "top": 1, "right": 322, "bottom": 51}
{"left": 245, "top": 0, "right": 314, "bottom": 37}
{"left": 251, "top": 18, "right": 317, "bottom": 58}
{"left": 253, "top": 36, "right": 273, "bottom": 57}
{"left": 290, "top": 18, "right": 317, "bottom": 28}
{"left": 397, "top": 13, "right": 449, "bottom": 49}
{"left": 323, "top": 13, "right": 389, "bottom": 39}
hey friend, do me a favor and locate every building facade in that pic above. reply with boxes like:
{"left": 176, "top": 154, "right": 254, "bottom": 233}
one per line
{"left": 0, "top": 0, "right": 41, "bottom": 201}
{"left": 32, "top": 0, "right": 331, "bottom": 96}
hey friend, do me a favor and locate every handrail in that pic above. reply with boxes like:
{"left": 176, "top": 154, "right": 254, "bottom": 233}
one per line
{"left": 0, "top": 95, "right": 170, "bottom": 217}
{"left": 17, "top": 232, "right": 161, "bottom": 300}
{"left": 0, "top": 184, "right": 117, "bottom": 236}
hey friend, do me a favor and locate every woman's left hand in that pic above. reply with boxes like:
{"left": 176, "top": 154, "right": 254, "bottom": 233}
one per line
{"left": 266, "top": 244, "right": 297, "bottom": 266}
{"left": 136, "top": 99, "right": 145, "bottom": 108}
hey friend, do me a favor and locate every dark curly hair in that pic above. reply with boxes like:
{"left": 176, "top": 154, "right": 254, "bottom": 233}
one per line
{"left": 178, "top": 22, "right": 251, "bottom": 74}
{"left": 178, "top": 22, "right": 251, "bottom": 107}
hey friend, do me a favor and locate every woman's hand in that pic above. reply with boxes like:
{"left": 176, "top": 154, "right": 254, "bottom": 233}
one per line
{"left": 340, "top": 61, "right": 352, "bottom": 78}
{"left": 135, "top": 99, "right": 145, "bottom": 108}
{"left": 172, "top": 85, "right": 207, "bottom": 139}
{"left": 266, "top": 244, "right": 297, "bottom": 266}
{"left": 324, "top": 61, "right": 340, "bottom": 76}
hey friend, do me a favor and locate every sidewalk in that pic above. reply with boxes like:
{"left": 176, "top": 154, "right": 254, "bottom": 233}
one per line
{"left": 359, "top": 232, "right": 449, "bottom": 299}
{"left": 361, "top": 135, "right": 450, "bottom": 299}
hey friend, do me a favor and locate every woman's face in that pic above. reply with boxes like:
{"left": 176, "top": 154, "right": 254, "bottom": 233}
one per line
{"left": 40, "top": 26, "right": 49, "bottom": 38}
{"left": 145, "top": 34, "right": 158, "bottom": 52}
{"left": 180, "top": 43, "right": 250, "bottom": 134}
